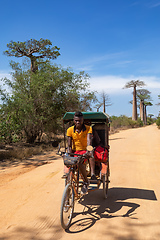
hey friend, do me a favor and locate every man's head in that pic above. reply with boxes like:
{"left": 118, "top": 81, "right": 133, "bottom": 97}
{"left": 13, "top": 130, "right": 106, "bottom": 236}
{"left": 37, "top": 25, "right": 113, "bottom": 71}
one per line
{"left": 74, "top": 111, "right": 84, "bottom": 129}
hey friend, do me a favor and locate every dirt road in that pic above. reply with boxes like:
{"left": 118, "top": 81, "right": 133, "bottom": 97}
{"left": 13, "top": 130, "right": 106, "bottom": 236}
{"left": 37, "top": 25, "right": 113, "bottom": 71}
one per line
{"left": 0, "top": 124, "right": 160, "bottom": 240}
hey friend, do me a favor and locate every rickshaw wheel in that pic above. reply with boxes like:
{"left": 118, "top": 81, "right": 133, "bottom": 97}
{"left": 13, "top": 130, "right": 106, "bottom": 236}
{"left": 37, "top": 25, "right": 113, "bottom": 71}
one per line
{"left": 102, "top": 168, "right": 109, "bottom": 199}
{"left": 60, "top": 183, "right": 75, "bottom": 229}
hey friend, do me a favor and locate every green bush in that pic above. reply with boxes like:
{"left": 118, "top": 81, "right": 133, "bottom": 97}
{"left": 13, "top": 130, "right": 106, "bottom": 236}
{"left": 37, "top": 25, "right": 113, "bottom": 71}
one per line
{"left": 0, "top": 114, "right": 21, "bottom": 144}
{"left": 137, "top": 118, "right": 144, "bottom": 127}
{"left": 110, "top": 115, "right": 144, "bottom": 131}
{"left": 110, "top": 115, "right": 142, "bottom": 129}
{"left": 156, "top": 117, "right": 160, "bottom": 129}
{"left": 147, "top": 118, "right": 155, "bottom": 125}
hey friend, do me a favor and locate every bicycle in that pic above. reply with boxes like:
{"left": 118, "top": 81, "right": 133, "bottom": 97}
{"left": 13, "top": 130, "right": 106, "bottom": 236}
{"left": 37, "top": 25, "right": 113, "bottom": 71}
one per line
{"left": 57, "top": 147, "right": 91, "bottom": 229}
{"left": 58, "top": 145, "right": 110, "bottom": 230}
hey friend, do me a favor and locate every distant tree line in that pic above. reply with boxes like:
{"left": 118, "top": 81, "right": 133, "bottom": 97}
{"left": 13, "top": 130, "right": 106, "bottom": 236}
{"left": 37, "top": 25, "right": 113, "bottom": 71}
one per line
{"left": 123, "top": 80, "right": 159, "bottom": 125}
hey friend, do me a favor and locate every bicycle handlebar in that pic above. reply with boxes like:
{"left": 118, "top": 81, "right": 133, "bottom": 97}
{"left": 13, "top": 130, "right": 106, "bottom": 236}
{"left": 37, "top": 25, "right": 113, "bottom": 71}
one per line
{"left": 56, "top": 144, "right": 93, "bottom": 158}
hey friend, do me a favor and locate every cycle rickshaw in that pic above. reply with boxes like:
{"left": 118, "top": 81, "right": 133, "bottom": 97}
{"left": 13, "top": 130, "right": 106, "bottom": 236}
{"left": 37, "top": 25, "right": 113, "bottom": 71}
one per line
{"left": 58, "top": 112, "right": 110, "bottom": 229}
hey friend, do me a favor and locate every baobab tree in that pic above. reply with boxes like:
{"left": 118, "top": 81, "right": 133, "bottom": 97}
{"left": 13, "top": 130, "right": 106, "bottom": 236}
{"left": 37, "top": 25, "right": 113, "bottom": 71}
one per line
{"left": 4, "top": 38, "right": 60, "bottom": 72}
{"left": 95, "top": 92, "right": 112, "bottom": 113}
{"left": 95, "top": 102, "right": 103, "bottom": 112}
{"left": 123, "top": 80, "right": 145, "bottom": 121}
{"left": 148, "top": 114, "right": 154, "bottom": 119}
{"left": 137, "top": 89, "right": 151, "bottom": 123}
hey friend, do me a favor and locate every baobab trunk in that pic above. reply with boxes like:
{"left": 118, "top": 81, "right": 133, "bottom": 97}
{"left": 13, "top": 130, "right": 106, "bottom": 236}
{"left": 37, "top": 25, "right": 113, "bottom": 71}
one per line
{"left": 31, "top": 56, "right": 38, "bottom": 72}
{"left": 132, "top": 85, "right": 137, "bottom": 121}
{"left": 140, "top": 100, "right": 144, "bottom": 122}
{"left": 144, "top": 105, "right": 147, "bottom": 125}
{"left": 103, "top": 97, "right": 106, "bottom": 113}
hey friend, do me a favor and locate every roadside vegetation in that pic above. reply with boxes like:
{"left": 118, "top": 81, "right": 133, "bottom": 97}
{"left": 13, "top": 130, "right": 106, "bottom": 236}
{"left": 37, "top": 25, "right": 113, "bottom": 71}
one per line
{"left": 156, "top": 117, "right": 160, "bottom": 129}
{"left": 110, "top": 115, "right": 155, "bottom": 134}
{"left": 110, "top": 115, "right": 143, "bottom": 132}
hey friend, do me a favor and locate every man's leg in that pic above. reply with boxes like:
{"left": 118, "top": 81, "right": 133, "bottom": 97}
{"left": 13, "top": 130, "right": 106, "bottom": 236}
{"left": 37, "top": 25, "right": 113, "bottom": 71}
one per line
{"left": 62, "top": 165, "right": 69, "bottom": 178}
{"left": 79, "top": 162, "right": 89, "bottom": 195}
{"left": 89, "top": 157, "right": 97, "bottom": 180}
{"left": 79, "top": 162, "right": 89, "bottom": 183}
{"left": 89, "top": 157, "right": 95, "bottom": 176}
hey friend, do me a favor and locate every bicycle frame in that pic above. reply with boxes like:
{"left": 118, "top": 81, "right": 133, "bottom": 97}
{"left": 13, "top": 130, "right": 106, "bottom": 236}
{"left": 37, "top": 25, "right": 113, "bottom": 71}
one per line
{"left": 67, "top": 167, "right": 81, "bottom": 199}
{"left": 64, "top": 154, "right": 87, "bottom": 200}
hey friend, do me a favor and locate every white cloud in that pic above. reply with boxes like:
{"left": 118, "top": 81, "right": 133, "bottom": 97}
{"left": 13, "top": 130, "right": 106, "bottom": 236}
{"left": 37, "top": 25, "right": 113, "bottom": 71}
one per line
{"left": 0, "top": 72, "right": 12, "bottom": 91}
{"left": 89, "top": 75, "right": 131, "bottom": 94}
{"left": 0, "top": 72, "right": 12, "bottom": 93}
{"left": 139, "top": 76, "right": 160, "bottom": 88}
{"left": 89, "top": 75, "right": 160, "bottom": 95}
{"left": 0, "top": 72, "right": 11, "bottom": 80}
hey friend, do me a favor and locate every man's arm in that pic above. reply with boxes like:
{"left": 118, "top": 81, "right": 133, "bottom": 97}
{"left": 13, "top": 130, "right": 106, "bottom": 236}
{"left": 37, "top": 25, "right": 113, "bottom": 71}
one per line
{"left": 87, "top": 133, "right": 92, "bottom": 146}
{"left": 67, "top": 136, "right": 72, "bottom": 154}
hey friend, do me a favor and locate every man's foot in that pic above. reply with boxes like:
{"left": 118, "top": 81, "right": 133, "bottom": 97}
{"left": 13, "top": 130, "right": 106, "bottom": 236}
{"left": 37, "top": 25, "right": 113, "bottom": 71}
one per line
{"left": 81, "top": 182, "right": 89, "bottom": 195}
{"left": 61, "top": 174, "right": 67, "bottom": 179}
{"left": 91, "top": 174, "right": 97, "bottom": 180}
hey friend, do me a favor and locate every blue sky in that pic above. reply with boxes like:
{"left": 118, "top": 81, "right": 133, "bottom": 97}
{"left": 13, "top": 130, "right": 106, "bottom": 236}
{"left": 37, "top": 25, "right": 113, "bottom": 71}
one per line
{"left": 0, "top": 0, "right": 160, "bottom": 117}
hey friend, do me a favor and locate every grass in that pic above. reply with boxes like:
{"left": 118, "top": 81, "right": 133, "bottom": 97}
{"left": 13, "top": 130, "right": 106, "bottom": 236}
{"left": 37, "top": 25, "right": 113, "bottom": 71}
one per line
{"left": 0, "top": 142, "right": 56, "bottom": 162}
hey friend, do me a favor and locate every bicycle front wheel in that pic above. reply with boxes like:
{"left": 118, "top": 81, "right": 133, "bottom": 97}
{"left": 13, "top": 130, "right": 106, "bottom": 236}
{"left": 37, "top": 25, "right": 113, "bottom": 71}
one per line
{"left": 60, "top": 183, "right": 75, "bottom": 229}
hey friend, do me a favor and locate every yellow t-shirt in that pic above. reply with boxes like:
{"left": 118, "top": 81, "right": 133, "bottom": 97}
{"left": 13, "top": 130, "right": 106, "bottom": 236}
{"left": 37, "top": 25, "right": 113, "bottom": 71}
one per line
{"left": 67, "top": 125, "right": 92, "bottom": 151}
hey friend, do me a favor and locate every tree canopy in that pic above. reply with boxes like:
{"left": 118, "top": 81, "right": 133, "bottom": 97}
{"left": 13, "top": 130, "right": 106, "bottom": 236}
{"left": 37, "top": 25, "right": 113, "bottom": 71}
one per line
{"left": 123, "top": 80, "right": 145, "bottom": 89}
{"left": 136, "top": 89, "right": 151, "bottom": 102}
{"left": 4, "top": 38, "right": 60, "bottom": 72}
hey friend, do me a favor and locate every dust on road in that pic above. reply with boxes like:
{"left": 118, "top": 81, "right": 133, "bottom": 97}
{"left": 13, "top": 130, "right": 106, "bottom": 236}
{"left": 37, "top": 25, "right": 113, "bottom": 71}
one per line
{"left": 0, "top": 124, "right": 160, "bottom": 240}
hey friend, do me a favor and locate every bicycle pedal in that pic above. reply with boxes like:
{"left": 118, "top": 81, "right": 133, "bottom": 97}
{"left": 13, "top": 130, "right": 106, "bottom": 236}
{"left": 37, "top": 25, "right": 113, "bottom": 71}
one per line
{"left": 89, "top": 179, "right": 100, "bottom": 184}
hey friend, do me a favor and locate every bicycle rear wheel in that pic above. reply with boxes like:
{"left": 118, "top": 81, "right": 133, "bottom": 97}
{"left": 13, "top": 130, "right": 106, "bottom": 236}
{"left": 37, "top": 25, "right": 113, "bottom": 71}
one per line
{"left": 60, "top": 183, "right": 75, "bottom": 229}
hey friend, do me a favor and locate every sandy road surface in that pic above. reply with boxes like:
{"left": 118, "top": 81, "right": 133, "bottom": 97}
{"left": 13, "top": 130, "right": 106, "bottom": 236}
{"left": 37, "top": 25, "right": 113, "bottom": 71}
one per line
{"left": 0, "top": 124, "right": 160, "bottom": 240}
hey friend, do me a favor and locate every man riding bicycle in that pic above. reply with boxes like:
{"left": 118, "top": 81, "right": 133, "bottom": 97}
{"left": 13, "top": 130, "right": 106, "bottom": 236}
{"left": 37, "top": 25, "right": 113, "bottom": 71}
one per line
{"left": 67, "top": 111, "right": 97, "bottom": 194}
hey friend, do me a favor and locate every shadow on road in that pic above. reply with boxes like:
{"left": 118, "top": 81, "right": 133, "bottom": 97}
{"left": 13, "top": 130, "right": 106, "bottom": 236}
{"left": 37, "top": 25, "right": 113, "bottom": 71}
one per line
{"left": 67, "top": 187, "right": 157, "bottom": 233}
{"left": 0, "top": 188, "right": 157, "bottom": 239}
{"left": 109, "top": 137, "right": 125, "bottom": 141}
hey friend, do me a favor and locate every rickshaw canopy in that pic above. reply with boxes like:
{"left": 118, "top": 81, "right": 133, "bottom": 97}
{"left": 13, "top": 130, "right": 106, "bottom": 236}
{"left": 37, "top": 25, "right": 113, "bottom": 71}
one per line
{"left": 63, "top": 112, "right": 109, "bottom": 123}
